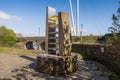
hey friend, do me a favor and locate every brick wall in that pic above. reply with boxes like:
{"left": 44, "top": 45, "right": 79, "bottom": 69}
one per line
{"left": 72, "top": 44, "right": 120, "bottom": 75}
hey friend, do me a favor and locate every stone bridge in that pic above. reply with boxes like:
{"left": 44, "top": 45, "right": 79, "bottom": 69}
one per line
{"left": 15, "top": 36, "right": 76, "bottom": 50}
{"left": 15, "top": 37, "right": 45, "bottom": 50}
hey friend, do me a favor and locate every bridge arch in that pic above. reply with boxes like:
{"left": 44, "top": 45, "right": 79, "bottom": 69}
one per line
{"left": 24, "top": 40, "right": 45, "bottom": 50}
{"left": 39, "top": 41, "right": 45, "bottom": 50}
{"left": 24, "top": 40, "right": 38, "bottom": 50}
{"left": 16, "top": 37, "right": 45, "bottom": 50}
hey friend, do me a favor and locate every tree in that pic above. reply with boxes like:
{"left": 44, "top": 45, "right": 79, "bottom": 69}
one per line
{"left": 107, "top": 2, "right": 120, "bottom": 45}
{"left": 0, "top": 26, "right": 17, "bottom": 47}
{"left": 108, "top": 13, "right": 120, "bottom": 33}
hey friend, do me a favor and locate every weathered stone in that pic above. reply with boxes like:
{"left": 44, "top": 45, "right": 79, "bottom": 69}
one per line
{"left": 37, "top": 54, "right": 77, "bottom": 76}
{"left": 58, "top": 12, "right": 72, "bottom": 56}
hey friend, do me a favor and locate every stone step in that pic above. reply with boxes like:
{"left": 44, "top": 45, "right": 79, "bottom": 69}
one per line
{"left": 48, "top": 43, "right": 57, "bottom": 45}
{"left": 49, "top": 24, "right": 58, "bottom": 28}
{"left": 48, "top": 37, "right": 57, "bottom": 39}
{"left": 49, "top": 32, "right": 58, "bottom": 34}
{"left": 48, "top": 48, "right": 58, "bottom": 50}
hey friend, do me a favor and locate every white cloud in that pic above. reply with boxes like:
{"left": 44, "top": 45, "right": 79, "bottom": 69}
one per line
{"left": 0, "top": 11, "right": 22, "bottom": 21}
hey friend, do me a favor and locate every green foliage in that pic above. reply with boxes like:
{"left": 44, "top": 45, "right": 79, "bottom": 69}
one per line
{"left": 72, "top": 52, "right": 83, "bottom": 60}
{"left": 72, "top": 52, "right": 95, "bottom": 60}
{"left": 0, "top": 47, "right": 38, "bottom": 56}
{"left": 74, "top": 36, "right": 80, "bottom": 42}
{"left": 107, "top": 33, "right": 120, "bottom": 45}
{"left": 73, "top": 35, "right": 99, "bottom": 44}
{"left": 108, "top": 9, "right": 120, "bottom": 33}
{"left": 0, "top": 26, "right": 17, "bottom": 47}
{"left": 108, "top": 2, "right": 120, "bottom": 45}
{"left": 82, "top": 35, "right": 99, "bottom": 44}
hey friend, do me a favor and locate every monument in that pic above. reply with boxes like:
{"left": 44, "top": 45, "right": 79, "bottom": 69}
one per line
{"left": 37, "top": 6, "right": 77, "bottom": 76}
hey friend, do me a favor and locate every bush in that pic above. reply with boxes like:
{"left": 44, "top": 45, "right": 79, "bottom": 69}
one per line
{"left": 0, "top": 26, "right": 17, "bottom": 47}
{"left": 107, "top": 33, "right": 120, "bottom": 45}
{"left": 73, "top": 36, "right": 99, "bottom": 44}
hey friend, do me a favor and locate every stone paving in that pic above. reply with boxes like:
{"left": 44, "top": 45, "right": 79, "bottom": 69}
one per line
{"left": 77, "top": 60, "right": 110, "bottom": 80}
{"left": 0, "top": 54, "right": 119, "bottom": 80}
{"left": 1, "top": 61, "right": 116, "bottom": 80}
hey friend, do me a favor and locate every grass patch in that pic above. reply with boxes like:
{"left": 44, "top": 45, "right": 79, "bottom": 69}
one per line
{"left": 82, "top": 54, "right": 95, "bottom": 60}
{"left": 72, "top": 52, "right": 83, "bottom": 60}
{"left": 72, "top": 52, "right": 95, "bottom": 60}
{"left": 0, "top": 47, "right": 41, "bottom": 56}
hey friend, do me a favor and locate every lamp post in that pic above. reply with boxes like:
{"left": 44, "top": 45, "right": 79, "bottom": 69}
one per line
{"left": 80, "top": 24, "right": 83, "bottom": 44}
{"left": 39, "top": 27, "right": 40, "bottom": 36}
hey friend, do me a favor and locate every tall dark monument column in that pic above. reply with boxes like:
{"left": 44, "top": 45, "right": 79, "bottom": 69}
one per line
{"left": 58, "top": 12, "right": 72, "bottom": 56}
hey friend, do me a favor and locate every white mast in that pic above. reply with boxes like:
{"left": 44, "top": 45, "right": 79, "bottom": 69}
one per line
{"left": 39, "top": 27, "right": 40, "bottom": 36}
{"left": 69, "top": 0, "right": 75, "bottom": 36}
{"left": 76, "top": 0, "right": 79, "bottom": 36}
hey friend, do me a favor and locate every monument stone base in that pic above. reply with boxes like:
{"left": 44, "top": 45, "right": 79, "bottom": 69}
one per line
{"left": 37, "top": 53, "right": 77, "bottom": 76}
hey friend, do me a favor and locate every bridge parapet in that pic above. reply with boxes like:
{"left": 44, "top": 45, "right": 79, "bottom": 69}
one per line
{"left": 16, "top": 37, "right": 45, "bottom": 50}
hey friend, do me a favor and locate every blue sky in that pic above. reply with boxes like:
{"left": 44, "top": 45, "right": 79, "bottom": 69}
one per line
{"left": 0, "top": 0, "right": 119, "bottom": 36}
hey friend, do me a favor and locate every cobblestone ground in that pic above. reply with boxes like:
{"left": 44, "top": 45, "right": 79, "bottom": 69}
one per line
{"left": 0, "top": 53, "right": 119, "bottom": 80}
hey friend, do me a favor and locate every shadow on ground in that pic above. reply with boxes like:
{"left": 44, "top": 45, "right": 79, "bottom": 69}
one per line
{"left": 4, "top": 55, "right": 119, "bottom": 80}
{"left": 20, "top": 55, "right": 37, "bottom": 70}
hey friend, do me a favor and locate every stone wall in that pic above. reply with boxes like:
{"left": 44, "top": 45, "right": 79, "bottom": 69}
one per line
{"left": 15, "top": 42, "right": 25, "bottom": 49}
{"left": 72, "top": 44, "right": 120, "bottom": 75}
